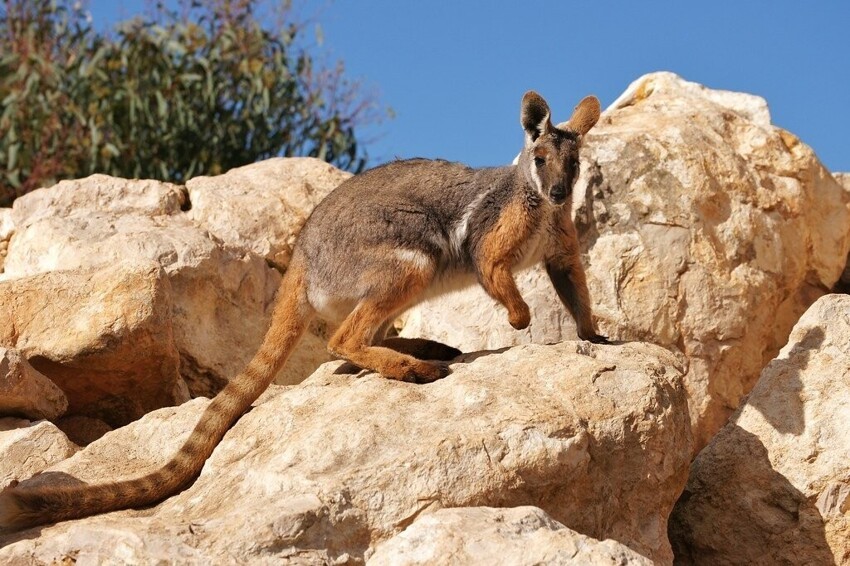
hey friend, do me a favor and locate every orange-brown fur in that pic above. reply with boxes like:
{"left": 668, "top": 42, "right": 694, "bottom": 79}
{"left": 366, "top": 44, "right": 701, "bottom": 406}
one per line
{"left": 477, "top": 198, "right": 538, "bottom": 330}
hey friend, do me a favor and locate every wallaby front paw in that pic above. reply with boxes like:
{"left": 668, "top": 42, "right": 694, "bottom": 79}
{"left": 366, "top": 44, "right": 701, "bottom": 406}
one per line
{"left": 509, "top": 304, "right": 531, "bottom": 330}
{"left": 582, "top": 333, "right": 609, "bottom": 344}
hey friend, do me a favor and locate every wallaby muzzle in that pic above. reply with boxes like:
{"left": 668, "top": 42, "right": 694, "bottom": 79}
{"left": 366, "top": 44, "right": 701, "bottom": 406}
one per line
{"left": 549, "top": 185, "right": 568, "bottom": 205}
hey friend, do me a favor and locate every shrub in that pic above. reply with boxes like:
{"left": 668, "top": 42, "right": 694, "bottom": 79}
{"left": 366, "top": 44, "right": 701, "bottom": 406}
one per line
{"left": 0, "top": 0, "right": 379, "bottom": 206}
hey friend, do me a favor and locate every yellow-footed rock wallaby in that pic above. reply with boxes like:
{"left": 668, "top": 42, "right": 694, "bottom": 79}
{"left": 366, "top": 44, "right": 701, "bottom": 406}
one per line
{"left": 0, "top": 91, "right": 606, "bottom": 530}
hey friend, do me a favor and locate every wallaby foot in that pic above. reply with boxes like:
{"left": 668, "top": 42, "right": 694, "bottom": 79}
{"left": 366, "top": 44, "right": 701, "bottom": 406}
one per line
{"left": 583, "top": 333, "right": 609, "bottom": 344}
{"left": 381, "top": 337, "right": 462, "bottom": 361}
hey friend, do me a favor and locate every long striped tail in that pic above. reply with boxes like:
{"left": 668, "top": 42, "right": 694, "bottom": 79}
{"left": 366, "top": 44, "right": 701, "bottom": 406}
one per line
{"left": 0, "top": 259, "right": 313, "bottom": 532}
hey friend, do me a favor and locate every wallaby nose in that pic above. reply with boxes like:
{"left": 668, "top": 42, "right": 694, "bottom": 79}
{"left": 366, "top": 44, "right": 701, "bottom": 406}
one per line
{"left": 549, "top": 185, "right": 568, "bottom": 205}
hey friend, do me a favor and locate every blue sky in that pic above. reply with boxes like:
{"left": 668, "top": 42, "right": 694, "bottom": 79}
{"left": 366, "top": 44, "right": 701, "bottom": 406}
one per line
{"left": 89, "top": 1, "right": 849, "bottom": 173}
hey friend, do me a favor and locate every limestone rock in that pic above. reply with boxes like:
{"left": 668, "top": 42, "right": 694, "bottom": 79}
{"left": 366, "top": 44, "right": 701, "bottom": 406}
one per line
{"left": 400, "top": 265, "right": 580, "bottom": 351}
{"left": 401, "top": 72, "right": 850, "bottom": 450}
{"left": 0, "top": 347, "right": 67, "bottom": 420}
{"left": 0, "top": 418, "right": 76, "bottom": 487}
{"left": 0, "top": 208, "right": 11, "bottom": 274}
{"left": 0, "top": 262, "right": 187, "bottom": 426}
{"left": 186, "top": 157, "right": 351, "bottom": 269}
{"left": 368, "top": 506, "right": 653, "bottom": 565}
{"left": 55, "top": 416, "right": 113, "bottom": 447}
{"left": 10, "top": 175, "right": 186, "bottom": 223}
{"left": 0, "top": 341, "right": 691, "bottom": 564}
{"left": 0, "top": 208, "right": 12, "bottom": 241}
{"left": 668, "top": 294, "right": 850, "bottom": 564}
{"left": 2, "top": 172, "right": 330, "bottom": 393}
{"left": 834, "top": 173, "right": 850, "bottom": 293}
{"left": 583, "top": 73, "right": 850, "bottom": 449}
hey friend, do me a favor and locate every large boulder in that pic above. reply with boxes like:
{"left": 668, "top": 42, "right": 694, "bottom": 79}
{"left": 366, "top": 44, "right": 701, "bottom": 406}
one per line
{"left": 186, "top": 157, "right": 352, "bottom": 269}
{"left": 368, "top": 506, "right": 653, "bottom": 565}
{"left": 0, "top": 262, "right": 186, "bottom": 427}
{"left": 0, "top": 341, "right": 691, "bottom": 564}
{"left": 0, "top": 347, "right": 67, "bottom": 421}
{"left": 668, "top": 294, "right": 850, "bottom": 564}
{"left": 1, "top": 169, "right": 334, "bottom": 397}
{"left": 400, "top": 72, "right": 850, "bottom": 449}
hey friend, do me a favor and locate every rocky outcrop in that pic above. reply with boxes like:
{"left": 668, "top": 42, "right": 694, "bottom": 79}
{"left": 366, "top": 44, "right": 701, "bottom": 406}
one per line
{"left": 401, "top": 72, "right": 850, "bottom": 450}
{"left": 186, "top": 157, "right": 352, "bottom": 269}
{"left": 668, "top": 294, "right": 850, "bottom": 564}
{"left": 0, "top": 341, "right": 691, "bottom": 564}
{"left": 368, "top": 506, "right": 653, "bottom": 565}
{"left": 3, "top": 180, "right": 283, "bottom": 397}
{"left": 0, "top": 164, "right": 337, "bottom": 418}
{"left": 0, "top": 262, "right": 186, "bottom": 427}
{"left": 1, "top": 76, "right": 848, "bottom": 564}
{"left": 0, "top": 419, "right": 76, "bottom": 487}
{"left": 0, "top": 347, "right": 67, "bottom": 421}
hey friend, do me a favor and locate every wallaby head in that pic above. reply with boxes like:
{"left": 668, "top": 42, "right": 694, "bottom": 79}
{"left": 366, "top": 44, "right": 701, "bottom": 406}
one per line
{"left": 519, "top": 91, "right": 601, "bottom": 205}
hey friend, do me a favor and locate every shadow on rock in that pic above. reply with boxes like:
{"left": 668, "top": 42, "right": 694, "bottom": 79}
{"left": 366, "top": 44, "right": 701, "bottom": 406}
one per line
{"left": 669, "top": 426, "right": 833, "bottom": 565}
{"left": 746, "top": 326, "right": 824, "bottom": 436}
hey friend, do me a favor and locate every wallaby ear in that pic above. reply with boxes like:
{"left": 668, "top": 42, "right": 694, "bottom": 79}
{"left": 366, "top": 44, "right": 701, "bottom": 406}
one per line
{"left": 559, "top": 95, "right": 601, "bottom": 136}
{"left": 521, "top": 91, "right": 552, "bottom": 143}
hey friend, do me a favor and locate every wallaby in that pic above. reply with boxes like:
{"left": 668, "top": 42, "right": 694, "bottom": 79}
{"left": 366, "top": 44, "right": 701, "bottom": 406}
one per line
{"left": 0, "top": 91, "right": 606, "bottom": 531}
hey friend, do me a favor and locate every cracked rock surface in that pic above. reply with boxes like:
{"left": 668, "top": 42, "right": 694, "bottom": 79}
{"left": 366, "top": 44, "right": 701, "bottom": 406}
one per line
{"left": 0, "top": 341, "right": 690, "bottom": 564}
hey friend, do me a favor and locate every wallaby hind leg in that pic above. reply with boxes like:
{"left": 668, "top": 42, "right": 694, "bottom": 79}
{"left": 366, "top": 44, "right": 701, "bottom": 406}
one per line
{"left": 329, "top": 302, "right": 449, "bottom": 383}
{"left": 380, "top": 337, "right": 462, "bottom": 361}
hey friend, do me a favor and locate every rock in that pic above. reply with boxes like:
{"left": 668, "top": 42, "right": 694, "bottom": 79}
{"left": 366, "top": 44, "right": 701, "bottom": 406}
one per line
{"left": 0, "top": 347, "right": 68, "bottom": 420}
{"left": 0, "top": 262, "right": 187, "bottom": 427}
{"left": 401, "top": 73, "right": 850, "bottom": 450}
{"left": 668, "top": 294, "right": 850, "bottom": 564}
{"left": 0, "top": 208, "right": 12, "bottom": 241}
{"left": 582, "top": 73, "right": 850, "bottom": 449}
{"left": 55, "top": 416, "right": 113, "bottom": 447}
{"left": 399, "top": 265, "right": 580, "bottom": 351}
{"left": 10, "top": 175, "right": 187, "bottom": 223}
{"left": 0, "top": 341, "right": 691, "bottom": 564}
{"left": 367, "top": 506, "right": 653, "bottom": 566}
{"left": 186, "top": 157, "right": 352, "bottom": 269}
{"left": 2, "top": 171, "right": 330, "bottom": 394}
{"left": 834, "top": 173, "right": 850, "bottom": 293}
{"left": 0, "top": 418, "right": 77, "bottom": 487}
{"left": 0, "top": 208, "right": 11, "bottom": 274}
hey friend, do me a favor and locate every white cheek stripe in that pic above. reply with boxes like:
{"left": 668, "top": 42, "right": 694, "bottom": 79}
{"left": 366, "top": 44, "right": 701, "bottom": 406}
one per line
{"left": 530, "top": 162, "right": 544, "bottom": 193}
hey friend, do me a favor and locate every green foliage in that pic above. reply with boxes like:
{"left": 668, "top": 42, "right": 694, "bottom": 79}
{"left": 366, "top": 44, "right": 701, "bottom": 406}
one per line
{"left": 0, "top": 0, "right": 378, "bottom": 206}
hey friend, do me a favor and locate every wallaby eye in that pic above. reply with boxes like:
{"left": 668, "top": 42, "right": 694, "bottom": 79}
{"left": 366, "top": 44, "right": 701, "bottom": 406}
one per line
{"left": 533, "top": 157, "right": 545, "bottom": 167}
